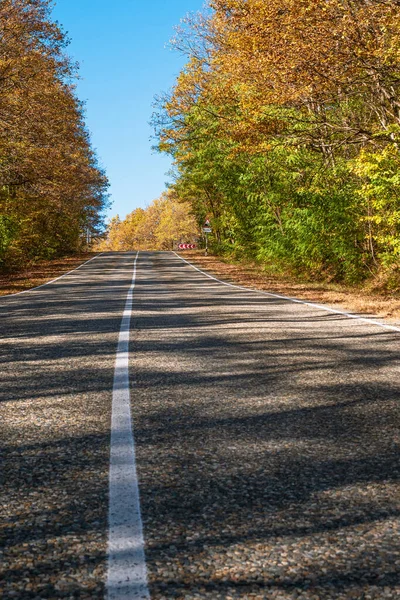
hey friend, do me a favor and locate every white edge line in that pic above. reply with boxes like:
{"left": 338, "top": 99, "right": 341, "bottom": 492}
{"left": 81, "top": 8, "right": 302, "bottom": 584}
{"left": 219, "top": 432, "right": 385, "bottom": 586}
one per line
{"left": 107, "top": 251, "right": 150, "bottom": 600}
{"left": 173, "top": 252, "right": 400, "bottom": 334}
{"left": 1, "top": 253, "right": 104, "bottom": 297}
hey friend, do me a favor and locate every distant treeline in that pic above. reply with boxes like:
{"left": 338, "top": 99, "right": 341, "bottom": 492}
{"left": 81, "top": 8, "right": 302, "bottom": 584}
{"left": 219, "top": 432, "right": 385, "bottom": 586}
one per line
{"left": 0, "top": 0, "right": 109, "bottom": 270}
{"left": 153, "top": 0, "right": 400, "bottom": 287}
{"left": 96, "top": 192, "right": 198, "bottom": 251}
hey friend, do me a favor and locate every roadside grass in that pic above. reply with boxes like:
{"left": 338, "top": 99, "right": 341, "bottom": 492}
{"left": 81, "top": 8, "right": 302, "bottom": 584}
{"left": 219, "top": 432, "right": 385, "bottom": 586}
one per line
{"left": 0, "top": 253, "right": 97, "bottom": 296}
{"left": 180, "top": 250, "right": 400, "bottom": 326}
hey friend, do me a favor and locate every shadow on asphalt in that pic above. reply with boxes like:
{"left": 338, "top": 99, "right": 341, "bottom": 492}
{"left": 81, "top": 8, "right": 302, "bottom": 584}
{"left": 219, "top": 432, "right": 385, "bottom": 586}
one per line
{"left": 2, "top": 252, "right": 400, "bottom": 598}
{"left": 132, "top": 253, "right": 400, "bottom": 598}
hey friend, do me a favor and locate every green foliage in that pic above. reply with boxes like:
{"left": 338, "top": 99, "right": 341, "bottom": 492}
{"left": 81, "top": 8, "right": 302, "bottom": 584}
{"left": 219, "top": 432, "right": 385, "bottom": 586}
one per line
{"left": 352, "top": 145, "right": 400, "bottom": 267}
{"left": 0, "top": 215, "right": 18, "bottom": 265}
{"left": 151, "top": 1, "right": 400, "bottom": 286}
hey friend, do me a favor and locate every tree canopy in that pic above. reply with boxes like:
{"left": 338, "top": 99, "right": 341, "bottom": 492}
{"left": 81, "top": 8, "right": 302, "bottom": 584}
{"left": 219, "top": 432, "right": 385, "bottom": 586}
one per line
{"left": 0, "top": 0, "right": 109, "bottom": 269}
{"left": 153, "top": 0, "right": 400, "bottom": 285}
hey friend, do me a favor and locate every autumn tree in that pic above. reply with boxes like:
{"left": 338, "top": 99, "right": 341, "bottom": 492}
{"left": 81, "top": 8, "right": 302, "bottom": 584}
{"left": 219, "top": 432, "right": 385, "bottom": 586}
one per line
{"left": 0, "top": 0, "right": 109, "bottom": 268}
{"left": 153, "top": 1, "right": 400, "bottom": 284}
{"left": 97, "top": 193, "right": 199, "bottom": 251}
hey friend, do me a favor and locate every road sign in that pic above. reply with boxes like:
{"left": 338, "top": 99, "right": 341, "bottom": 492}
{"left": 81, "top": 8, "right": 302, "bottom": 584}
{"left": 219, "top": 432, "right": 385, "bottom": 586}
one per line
{"left": 178, "top": 243, "right": 196, "bottom": 250}
{"left": 203, "top": 227, "right": 212, "bottom": 233}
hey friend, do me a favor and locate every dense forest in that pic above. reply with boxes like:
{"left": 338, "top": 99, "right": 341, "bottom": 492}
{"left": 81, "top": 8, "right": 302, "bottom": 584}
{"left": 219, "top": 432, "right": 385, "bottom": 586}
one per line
{"left": 0, "top": 0, "right": 109, "bottom": 270}
{"left": 152, "top": 0, "right": 400, "bottom": 287}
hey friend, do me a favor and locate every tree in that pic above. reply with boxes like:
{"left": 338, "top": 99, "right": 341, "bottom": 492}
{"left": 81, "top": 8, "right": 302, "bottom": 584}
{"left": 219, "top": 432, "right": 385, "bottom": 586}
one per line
{"left": 152, "top": 0, "right": 400, "bottom": 283}
{"left": 0, "top": 0, "right": 109, "bottom": 268}
{"left": 97, "top": 193, "right": 199, "bottom": 251}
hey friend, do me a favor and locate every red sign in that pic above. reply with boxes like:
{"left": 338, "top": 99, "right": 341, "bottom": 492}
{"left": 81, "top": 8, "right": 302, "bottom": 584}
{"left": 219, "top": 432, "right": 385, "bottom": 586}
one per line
{"left": 178, "top": 243, "right": 196, "bottom": 250}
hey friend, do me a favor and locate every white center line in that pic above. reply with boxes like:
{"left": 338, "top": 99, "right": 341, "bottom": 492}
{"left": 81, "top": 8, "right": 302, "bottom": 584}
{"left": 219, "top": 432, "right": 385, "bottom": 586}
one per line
{"left": 107, "top": 251, "right": 150, "bottom": 600}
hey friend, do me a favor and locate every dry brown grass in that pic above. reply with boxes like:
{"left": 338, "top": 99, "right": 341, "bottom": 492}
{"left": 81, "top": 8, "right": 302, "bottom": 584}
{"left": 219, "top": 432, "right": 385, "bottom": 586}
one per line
{"left": 180, "top": 250, "right": 400, "bottom": 326}
{"left": 0, "top": 253, "right": 97, "bottom": 296}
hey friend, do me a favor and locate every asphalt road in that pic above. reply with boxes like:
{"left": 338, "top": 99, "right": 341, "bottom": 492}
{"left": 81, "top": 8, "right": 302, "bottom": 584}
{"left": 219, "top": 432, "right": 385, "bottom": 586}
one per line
{"left": 2, "top": 251, "right": 400, "bottom": 600}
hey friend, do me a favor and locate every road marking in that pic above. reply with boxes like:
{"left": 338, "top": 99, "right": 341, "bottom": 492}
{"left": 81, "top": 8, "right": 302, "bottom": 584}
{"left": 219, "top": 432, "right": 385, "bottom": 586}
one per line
{"left": 107, "top": 251, "right": 150, "bottom": 600}
{"left": 174, "top": 252, "right": 400, "bottom": 334}
{"left": 1, "top": 253, "right": 103, "bottom": 297}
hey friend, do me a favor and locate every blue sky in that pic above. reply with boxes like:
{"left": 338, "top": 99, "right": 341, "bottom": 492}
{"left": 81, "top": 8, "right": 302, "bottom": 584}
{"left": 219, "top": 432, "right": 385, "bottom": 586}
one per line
{"left": 52, "top": 0, "right": 204, "bottom": 220}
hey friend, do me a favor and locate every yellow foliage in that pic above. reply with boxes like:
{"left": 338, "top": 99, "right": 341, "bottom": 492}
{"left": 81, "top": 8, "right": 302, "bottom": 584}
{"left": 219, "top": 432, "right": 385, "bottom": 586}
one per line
{"left": 97, "top": 193, "right": 199, "bottom": 251}
{"left": 158, "top": 0, "right": 400, "bottom": 156}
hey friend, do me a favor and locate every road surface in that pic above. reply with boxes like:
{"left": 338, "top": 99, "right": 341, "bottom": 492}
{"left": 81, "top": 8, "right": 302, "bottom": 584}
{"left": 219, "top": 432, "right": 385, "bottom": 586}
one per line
{"left": 2, "top": 251, "right": 400, "bottom": 600}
